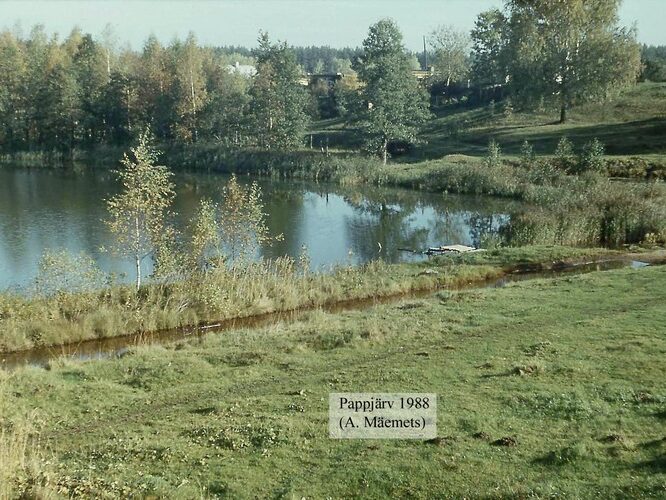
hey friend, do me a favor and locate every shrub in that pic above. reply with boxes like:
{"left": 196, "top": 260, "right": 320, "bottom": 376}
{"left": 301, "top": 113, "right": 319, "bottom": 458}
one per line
{"left": 526, "top": 160, "right": 560, "bottom": 186}
{"left": 578, "top": 138, "right": 606, "bottom": 174}
{"left": 483, "top": 140, "right": 502, "bottom": 169}
{"left": 503, "top": 98, "right": 514, "bottom": 120}
{"left": 33, "top": 250, "right": 105, "bottom": 297}
{"left": 519, "top": 140, "right": 535, "bottom": 169}
{"left": 554, "top": 136, "right": 576, "bottom": 172}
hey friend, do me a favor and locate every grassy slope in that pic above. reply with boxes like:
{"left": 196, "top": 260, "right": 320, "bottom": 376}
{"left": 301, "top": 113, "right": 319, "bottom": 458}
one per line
{"left": 2, "top": 264, "right": 665, "bottom": 498}
{"left": 311, "top": 83, "right": 666, "bottom": 171}
{"left": 416, "top": 83, "right": 666, "bottom": 159}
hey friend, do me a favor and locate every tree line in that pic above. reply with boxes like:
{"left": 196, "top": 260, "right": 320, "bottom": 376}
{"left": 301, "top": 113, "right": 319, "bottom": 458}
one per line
{"left": 0, "top": 0, "right": 645, "bottom": 159}
{"left": 0, "top": 20, "right": 428, "bottom": 161}
{"left": 0, "top": 26, "right": 304, "bottom": 153}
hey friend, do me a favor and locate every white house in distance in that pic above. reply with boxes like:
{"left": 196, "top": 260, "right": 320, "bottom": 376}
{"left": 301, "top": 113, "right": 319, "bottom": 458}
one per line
{"left": 227, "top": 61, "right": 257, "bottom": 77}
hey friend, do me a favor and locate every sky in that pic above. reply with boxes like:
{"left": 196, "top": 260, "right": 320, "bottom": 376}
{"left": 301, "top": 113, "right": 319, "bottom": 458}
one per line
{"left": 1, "top": 0, "right": 664, "bottom": 51}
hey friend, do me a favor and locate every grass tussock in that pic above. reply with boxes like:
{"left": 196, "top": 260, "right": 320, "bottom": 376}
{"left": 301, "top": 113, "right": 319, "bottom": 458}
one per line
{"left": 0, "top": 374, "right": 52, "bottom": 499}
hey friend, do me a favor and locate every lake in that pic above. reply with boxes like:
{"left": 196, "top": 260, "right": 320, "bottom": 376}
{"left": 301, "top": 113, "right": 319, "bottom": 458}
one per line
{"left": 0, "top": 166, "right": 521, "bottom": 291}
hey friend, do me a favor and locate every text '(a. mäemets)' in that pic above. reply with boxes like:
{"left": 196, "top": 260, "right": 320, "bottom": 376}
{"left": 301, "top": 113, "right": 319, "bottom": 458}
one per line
{"left": 329, "top": 393, "right": 437, "bottom": 439}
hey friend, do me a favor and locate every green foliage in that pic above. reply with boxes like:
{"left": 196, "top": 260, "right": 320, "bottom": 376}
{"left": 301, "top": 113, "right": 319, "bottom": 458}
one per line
{"left": 0, "top": 27, "right": 258, "bottom": 154}
{"left": 190, "top": 198, "right": 221, "bottom": 272}
{"left": 483, "top": 139, "right": 502, "bottom": 168}
{"left": 554, "top": 136, "right": 576, "bottom": 172}
{"left": 0, "top": 31, "right": 28, "bottom": 151}
{"left": 219, "top": 175, "right": 279, "bottom": 261}
{"left": 34, "top": 250, "right": 105, "bottom": 296}
{"left": 189, "top": 175, "right": 281, "bottom": 269}
{"left": 579, "top": 138, "right": 606, "bottom": 174}
{"left": 247, "top": 32, "right": 310, "bottom": 150}
{"left": 470, "top": 9, "right": 508, "bottom": 86}
{"left": 502, "top": 97, "right": 514, "bottom": 119}
{"left": 526, "top": 160, "right": 560, "bottom": 186}
{"left": 331, "top": 78, "right": 361, "bottom": 119}
{"left": 105, "top": 130, "right": 176, "bottom": 289}
{"left": 641, "top": 45, "right": 666, "bottom": 82}
{"left": 498, "top": 0, "right": 641, "bottom": 121}
{"left": 428, "top": 25, "right": 471, "bottom": 86}
{"left": 170, "top": 33, "right": 207, "bottom": 143}
{"left": 519, "top": 140, "right": 534, "bottom": 168}
{"left": 356, "top": 19, "right": 431, "bottom": 164}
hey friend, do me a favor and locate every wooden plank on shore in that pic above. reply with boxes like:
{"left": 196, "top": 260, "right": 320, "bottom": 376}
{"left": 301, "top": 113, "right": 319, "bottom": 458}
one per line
{"left": 428, "top": 244, "right": 478, "bottom": 253}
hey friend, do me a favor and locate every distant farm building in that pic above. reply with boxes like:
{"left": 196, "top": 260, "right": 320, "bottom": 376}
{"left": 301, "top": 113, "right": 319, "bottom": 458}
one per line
{"left": 298, "top": 73, "right": 344, "bottom": 88}
{"left": 411, "top": 66, "right": 435, "bottom": 82}
{"left": 227, "top": 61, "right": 257, "bottom": 77}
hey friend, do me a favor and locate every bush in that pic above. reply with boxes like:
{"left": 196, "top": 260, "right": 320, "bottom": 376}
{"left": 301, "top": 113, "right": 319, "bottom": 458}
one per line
{"left": 526, "top": 160, "right": 561, "bottom": 186}
{"left": 605, "top": 156, "right": 666, "bottom": 180}
{"left": 33, "top": 250, "right": 105, "bottom": 297}
{"left": 519, "top": 140, "right": 535, "bottom": 169}
{"left": 554, "top": 136, "right": 576, "bottom": 172}
{"left": 578, "top": 138, "right": 605, "bottom": 174}
{"left": 483, "top": 140, "right": 502, "bottom": 169}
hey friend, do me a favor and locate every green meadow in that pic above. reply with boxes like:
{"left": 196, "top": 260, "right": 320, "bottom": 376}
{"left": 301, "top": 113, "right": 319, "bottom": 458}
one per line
{"left": 2, "top": 260, "right": 665, "bottom": 498}
{"left": 310, "top": 82, "right": 666, "bottom": 178}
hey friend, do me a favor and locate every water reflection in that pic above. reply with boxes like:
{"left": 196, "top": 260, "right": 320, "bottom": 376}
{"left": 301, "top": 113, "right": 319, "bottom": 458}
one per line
{"left": 0, "top": 166, "right": 521, "bottom": 291}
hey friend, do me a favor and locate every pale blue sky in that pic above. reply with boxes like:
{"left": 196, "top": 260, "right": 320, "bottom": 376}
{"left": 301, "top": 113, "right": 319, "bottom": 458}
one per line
{"left": 2, "top": 0, "right": 664, "bottom": 50}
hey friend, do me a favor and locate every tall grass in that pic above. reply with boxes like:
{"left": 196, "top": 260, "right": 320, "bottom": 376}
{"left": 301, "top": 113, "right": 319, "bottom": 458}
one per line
{"left": 0, "top": 256, "right": 443, "bottom": 353}
{"left": 506, "top": 174, "right": 666, "bottom": 246}
{"left": 161, "top": 145, "right": 383, "bottom": 185}
{"left": 364, "top": 152, "right": 666, "bottom": 247}
{"left": 0, "top": 242, "right": 633, "bottom": 354}
{"left": 0, "top": 373, "right": 51, "bottom": 499}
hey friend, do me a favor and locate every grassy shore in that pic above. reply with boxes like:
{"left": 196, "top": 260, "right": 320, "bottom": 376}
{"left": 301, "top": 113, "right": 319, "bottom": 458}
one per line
{"left": 0, "top": 246, "right": 627, "bottom": 354}
{"left": 2, "top": 263, "right": 665, "bottom": 498}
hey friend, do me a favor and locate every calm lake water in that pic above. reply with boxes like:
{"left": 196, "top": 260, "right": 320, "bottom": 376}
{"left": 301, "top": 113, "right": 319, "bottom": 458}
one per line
{"left": 0, "top": 166, "right": 520, "bottom": 291}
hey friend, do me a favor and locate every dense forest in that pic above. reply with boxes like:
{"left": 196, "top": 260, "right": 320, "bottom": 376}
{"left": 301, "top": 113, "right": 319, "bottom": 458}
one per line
{"left": 0, "top": 26, "right": 366, "bottom": 154}
{"left": 0, "top": 0, "right": 656, "bottom": 157}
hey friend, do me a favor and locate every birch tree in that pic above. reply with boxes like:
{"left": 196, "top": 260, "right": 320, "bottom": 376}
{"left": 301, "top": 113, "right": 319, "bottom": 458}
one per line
{"left": 247, "top": 32, "right": 309, "bottom": 149}
{"left": 356, "top": 19, "right": 430, "bottom": 164}
{"left": 429, "top": 25, "right": 471, "bottom": 86}
{"left": 106, "top": 130, "right": 175, "bottom": 290}
{"left": 171, "top": 32, "right": 207, "bottom": 142}
{"left": 506, "top": 0, "right": 640, "bottom": 122}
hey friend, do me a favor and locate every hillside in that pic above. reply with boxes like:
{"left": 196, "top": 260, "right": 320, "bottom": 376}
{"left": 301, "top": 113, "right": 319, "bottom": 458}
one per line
{"left": 311, "top": 83, "right": 666, "bottom": 172}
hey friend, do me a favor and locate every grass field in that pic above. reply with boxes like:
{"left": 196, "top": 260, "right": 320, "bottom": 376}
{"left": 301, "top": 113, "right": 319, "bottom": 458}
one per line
{"left": 309, "top": 82, "right": 666, "bottom": 175}
{"left": 2, "top": 263, "right": 665, "bottom": 498}
{"left": 416, "top": 83, "right": 666, "bottom": 158}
